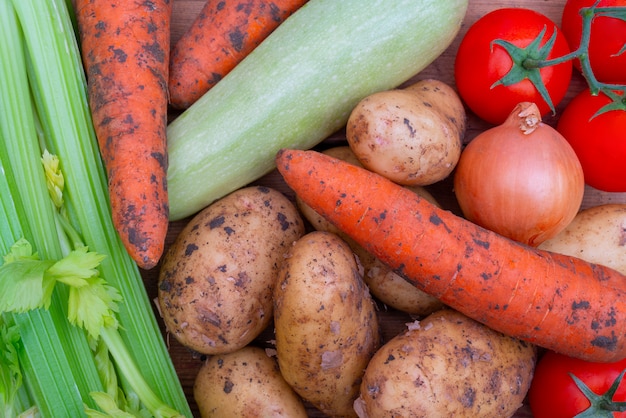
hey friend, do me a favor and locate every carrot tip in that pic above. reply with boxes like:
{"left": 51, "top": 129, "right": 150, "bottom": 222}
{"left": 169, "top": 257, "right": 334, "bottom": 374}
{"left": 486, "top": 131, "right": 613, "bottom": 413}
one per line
{"left": 124, "top": 237, "right": 166, "bottom": 270}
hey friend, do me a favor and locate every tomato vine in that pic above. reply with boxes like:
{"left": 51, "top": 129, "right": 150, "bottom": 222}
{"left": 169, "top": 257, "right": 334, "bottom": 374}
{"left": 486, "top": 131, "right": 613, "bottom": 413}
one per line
{"left": 495, "top": 1, "right": 626, "bottom": 115}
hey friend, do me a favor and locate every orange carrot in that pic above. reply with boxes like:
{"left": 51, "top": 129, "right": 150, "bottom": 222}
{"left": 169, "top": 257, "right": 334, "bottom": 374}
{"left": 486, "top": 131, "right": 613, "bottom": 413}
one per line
{"left": 275, "top": 148, "right": 626, "bottom": 363}
{"left": 168, "top": 0, "right": 308, "bottom": 109}
{"left": 75, "top": 0, "right": 171, "bottom": 270}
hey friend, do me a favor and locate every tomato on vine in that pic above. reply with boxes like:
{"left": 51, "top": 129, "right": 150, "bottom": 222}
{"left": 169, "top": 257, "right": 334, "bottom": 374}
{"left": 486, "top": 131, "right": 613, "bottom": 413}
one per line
{"left": 454, "top": 8, "right": 572, "bottom": 125}
{"left": 557, "top": 88, "right": 626, "bottom": 192}
{"left": 528, "top": 350, "right": 626, "bottom": 418}
{"left": 561, "top": 0, "right": 626, "bottom": 84}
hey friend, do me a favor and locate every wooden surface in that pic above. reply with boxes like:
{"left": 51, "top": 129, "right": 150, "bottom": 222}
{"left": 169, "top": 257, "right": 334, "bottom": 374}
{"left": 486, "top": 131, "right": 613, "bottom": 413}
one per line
{"left": 140, "top": 1, "right": 626, "bottom": 416}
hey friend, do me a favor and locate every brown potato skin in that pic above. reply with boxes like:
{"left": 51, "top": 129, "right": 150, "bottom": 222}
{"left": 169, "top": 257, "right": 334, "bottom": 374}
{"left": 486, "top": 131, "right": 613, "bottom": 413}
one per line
{"left": 403, "top": 78, "right": 466, "bottom": 135}
{"left": 297, "top": 146, "right": 445, "bottom": 316}
{"left": 354, "top": 309, "right": 537, "bottom": 418}
{"left": 346, "top": 79, "right": 465, "bottom": 186}
{"left": 538, "top": 203, "right": 626, "bottom": 275}
{"left": 274, "top": 231, "right": 381, "bottom": 417}
{"left": 158, "top": 186, "right": 304, "bottom": 355}
{"left": 193, "top": 346, "right": 308, "bottom": 418}
{"left": 358, "top": 256, "right": 445, "bottom": 315}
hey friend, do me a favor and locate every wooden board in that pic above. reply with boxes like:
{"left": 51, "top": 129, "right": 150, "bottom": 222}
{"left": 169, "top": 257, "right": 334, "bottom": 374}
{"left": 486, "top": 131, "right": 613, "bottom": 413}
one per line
{"left": 141, "top": 1, "right": 626, "bottom": 416}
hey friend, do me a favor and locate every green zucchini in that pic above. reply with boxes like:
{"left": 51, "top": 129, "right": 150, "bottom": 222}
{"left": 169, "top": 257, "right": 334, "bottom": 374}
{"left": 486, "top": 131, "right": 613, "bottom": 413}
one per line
{"left": 166, "top": 0, "right": 468, "bottom": 220}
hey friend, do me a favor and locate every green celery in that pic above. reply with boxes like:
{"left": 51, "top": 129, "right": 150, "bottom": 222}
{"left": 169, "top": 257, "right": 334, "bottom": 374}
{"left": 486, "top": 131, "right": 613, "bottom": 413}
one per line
{"left": 0, "top": 153, "right": 96, "bottom": 417}
{"left": 0, "top": 0, "right": 103, "bottom": 415}
{"left": 0, "top": 317, "right": 22, "bottom": 417}
{"left": 8, "top": 0, "right": 191, "bottom": 415}
{"left": 0, "top": 234, "right": 182, "bottom": 416}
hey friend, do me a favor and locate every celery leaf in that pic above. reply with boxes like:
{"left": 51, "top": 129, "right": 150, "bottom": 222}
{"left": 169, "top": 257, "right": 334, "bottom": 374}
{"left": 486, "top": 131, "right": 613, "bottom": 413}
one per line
{"left": 85, "top": 391, "right": 137, "bottom": 418}
{"left": 0, "top": 239, "right": 55, "bottom": 312}
{"left": 41, "top": 149, "right": 64, "bottom": 209}
{"left": 0, "top": 321, "right": 22, "bottom": 415}
{"left": 47, "top": 246, "right": 105, "bottom": 288}
{"left": 68, "top": 276, "right": 121, "bottom": 340}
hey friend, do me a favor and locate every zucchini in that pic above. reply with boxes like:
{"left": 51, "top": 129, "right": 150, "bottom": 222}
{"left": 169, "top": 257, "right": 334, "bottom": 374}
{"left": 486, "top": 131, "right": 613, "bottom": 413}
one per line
{"left": 167, "top": 0, "right": 468, "bottom": 220}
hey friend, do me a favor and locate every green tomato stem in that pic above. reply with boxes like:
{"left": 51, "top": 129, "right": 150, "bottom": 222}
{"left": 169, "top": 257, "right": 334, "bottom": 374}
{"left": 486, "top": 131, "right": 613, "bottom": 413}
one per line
{"left": 571, "top": 369, "right": 626, "bottom": 417}
{"left": 503, "top": 3, "right": 626, "bottom": 111}
{"left": 536, "top": 6, "right": 625, "bottom": 95}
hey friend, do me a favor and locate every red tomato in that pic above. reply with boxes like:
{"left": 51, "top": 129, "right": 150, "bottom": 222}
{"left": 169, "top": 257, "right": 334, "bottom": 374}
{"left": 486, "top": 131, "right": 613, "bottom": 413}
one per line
{"left": 454, "top": 8, "right": 572, "bottom": 125}
{"left": 528, "top": 350, "right": 626, "bottom": 418}
{"left": 557, "top": 89, "right": 626, "bottom": 192}
{"left": 561, "top": 0, "right": 626, "bottom": 84}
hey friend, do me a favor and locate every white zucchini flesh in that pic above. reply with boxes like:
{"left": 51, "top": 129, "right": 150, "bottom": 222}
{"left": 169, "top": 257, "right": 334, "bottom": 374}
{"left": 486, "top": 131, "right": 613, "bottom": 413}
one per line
{"left": 166, "top": 0, "right": 469, "bottom": 220}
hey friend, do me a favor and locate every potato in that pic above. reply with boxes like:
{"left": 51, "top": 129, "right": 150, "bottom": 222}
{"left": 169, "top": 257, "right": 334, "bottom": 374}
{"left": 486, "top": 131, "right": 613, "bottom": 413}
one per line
{"left": 346, "top": 79, "right": 465, "bottom": 186}
{"left": 360, "top": 256, "right": 445, "bottom": 315}
{"left": 274, "top": 231, "right": 381, "bottom": 417}
{"left": 403, "top": 78, "right": 466, "bottom": 135}
{"left": 354, "top": 309, "right": 537, "bottom": 418}
{"left": 538, "top": 204, "right": 626, "bottom": 275}
{"left": 158, "top": 186, "right": 305, "bottom": 355}
{"left": 297, "top": 146, "right": 445, "bottom": 316}
{"left": 315, "top": 145, "right": 363, "bottom": 167}
{"left": 193, "top": 346, "right": 308, "bottom": 418}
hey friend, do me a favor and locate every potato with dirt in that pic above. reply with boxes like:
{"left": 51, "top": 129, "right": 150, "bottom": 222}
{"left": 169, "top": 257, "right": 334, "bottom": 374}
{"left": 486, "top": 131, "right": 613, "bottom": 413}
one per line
{"left": 274, "top": 230, "right": 381, "bottom": 417}
{"left": 193, "top": 346, "right": 308, "bottom": 417}
{"left": 346, "top": 79, "right": 465, "bottom": 186}
{"left": 403, "top": 78, "right": 466, "bottom": 134}
{"left": 538, "top": 203, "right": 626, "bottom": 275}
{"left": 354, "top": 309, "right": 537, "bottom": 418}
{"left": 158, "top": 186, "right": 305, "bottom": 355}
{"left": 296, "top": 146, "right": 445, "bottom": 316}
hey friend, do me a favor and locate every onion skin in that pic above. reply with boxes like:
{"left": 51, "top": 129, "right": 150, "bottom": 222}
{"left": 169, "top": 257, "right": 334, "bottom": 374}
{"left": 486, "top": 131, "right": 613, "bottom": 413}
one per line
{"left": 453, "top": 102, "right": 585, "bottom": 247}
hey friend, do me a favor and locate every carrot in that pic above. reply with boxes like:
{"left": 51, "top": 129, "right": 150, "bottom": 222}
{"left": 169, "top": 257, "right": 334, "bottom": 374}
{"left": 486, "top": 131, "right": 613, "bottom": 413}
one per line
{"left": 74, "top": 0, "right": 171, "bottom": 270}
{"left": 275, "top": 148, "right": 626, "bottom": 363}
{"left": 168, "top": 0, "right": 308, "bottom": 109}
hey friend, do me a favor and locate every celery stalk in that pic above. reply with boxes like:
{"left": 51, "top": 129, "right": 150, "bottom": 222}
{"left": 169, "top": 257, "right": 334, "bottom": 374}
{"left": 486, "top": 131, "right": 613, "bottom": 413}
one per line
{"left": 0, "top": 154, "right": 96, "bottom": 418}
{"left": 5, "top": 0, "right": 191, "bottom": 415}
{"left": 0, "top": 0, "right": 103, "bottom": 415}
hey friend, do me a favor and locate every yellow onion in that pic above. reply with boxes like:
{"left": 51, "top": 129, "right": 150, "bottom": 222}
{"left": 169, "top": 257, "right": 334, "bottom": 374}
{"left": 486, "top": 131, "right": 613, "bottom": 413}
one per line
{"left": 453, "top": 102, "right": 584, "bottom": 247}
